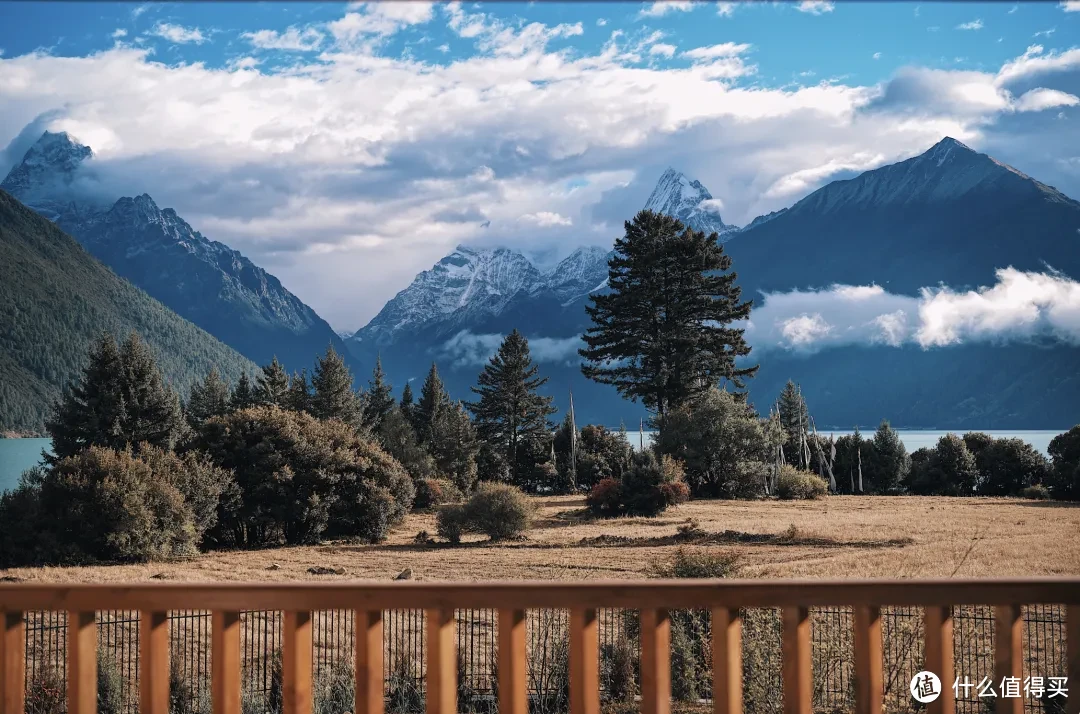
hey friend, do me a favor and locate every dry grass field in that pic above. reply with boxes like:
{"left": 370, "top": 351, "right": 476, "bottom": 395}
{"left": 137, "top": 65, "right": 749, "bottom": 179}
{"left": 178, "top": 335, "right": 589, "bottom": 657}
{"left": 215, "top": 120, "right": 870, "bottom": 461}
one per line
{"left": 4, "top": 495, "right": 1079, "bottom": 584}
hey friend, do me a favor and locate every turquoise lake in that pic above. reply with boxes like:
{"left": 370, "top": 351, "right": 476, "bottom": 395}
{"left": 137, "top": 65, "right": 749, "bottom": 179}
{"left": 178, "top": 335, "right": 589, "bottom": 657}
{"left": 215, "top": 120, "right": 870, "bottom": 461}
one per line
{"left": 0, "top": 431, "right": 1068, "bottom": 494}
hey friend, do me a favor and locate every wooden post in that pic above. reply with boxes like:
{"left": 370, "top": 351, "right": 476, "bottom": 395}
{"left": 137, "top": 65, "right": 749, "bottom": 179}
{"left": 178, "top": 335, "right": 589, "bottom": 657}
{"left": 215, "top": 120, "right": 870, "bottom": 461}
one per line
{"left": 570, "top": 609, "right": 599, "bottom": 714}
{"left": 355, "top": 610, "right": 384, "bottom": 714}
{"left": 426, "top": 609, "right": 456, "bottom": 714}
{"left": 1066, "top": 605, "right": 1079, "bottom": 714}
{"left": 140, "top": 611, "right": 170, "bottom": 714}
{"left": 1, "top": 611, "right": 26, "bottom": 714}
{"left": 212, "top": 611, "right": 242, "bottom": 714}
{"left": 67, "top": 612, "right": 97, "bottom": 714}
{"left": 283, "top": 611, "right": 313, "bottom": 714}
{"left": 499, "top": 610, "right": 528, "bottom": 714}
{"left": 711, "top": 608, "right": 742, "bottom": 714}
{"left": 640, "top": 609, "right": 671, "bottom": 714}
{"left": 782, "top": 607, "right": 812, "bottom": 714}
{"left": 853, "top": 606, "right": 883, "bottom": 714}
{"left": 925, "top": 606, "right": 955, "bottom": 714}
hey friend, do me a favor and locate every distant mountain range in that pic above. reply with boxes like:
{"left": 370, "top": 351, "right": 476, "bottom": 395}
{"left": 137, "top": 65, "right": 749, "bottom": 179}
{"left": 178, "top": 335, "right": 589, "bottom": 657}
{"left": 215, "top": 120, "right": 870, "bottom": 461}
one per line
{"left": 1, "top": 131, "right": 351, "bottom": 375}
{"left": 0, "top": 188, "right": 256, "bottom": 434}
{"left": 344, "top": 138, "right": 1080, "bottom": 429}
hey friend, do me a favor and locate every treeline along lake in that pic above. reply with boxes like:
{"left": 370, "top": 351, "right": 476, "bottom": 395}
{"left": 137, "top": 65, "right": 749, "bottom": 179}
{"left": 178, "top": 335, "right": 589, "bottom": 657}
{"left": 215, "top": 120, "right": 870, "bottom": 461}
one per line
{"left": 0, "top": 431, "right": 1065, "bottom": 495}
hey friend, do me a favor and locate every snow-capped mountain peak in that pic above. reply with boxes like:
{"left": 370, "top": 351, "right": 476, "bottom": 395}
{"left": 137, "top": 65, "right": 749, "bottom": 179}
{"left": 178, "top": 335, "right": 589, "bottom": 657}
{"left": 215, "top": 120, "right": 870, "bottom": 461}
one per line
{"left": 643, "top": 167, "right": 739, "bottom": 240}
{"left": 1, "top": 131, "right": 96, "bottom": 220}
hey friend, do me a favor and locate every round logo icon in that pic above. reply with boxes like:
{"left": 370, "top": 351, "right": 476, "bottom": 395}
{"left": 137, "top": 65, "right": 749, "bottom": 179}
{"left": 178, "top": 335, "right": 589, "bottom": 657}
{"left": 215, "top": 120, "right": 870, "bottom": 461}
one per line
{"left": 910, "top": 671, "right": 942, "bottom": 703}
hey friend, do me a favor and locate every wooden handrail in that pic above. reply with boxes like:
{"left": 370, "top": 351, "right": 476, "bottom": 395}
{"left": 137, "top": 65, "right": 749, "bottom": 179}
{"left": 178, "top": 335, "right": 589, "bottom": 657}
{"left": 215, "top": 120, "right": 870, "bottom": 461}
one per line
{"left": 1, "top": 578, "right": 1078, "bottom": 714}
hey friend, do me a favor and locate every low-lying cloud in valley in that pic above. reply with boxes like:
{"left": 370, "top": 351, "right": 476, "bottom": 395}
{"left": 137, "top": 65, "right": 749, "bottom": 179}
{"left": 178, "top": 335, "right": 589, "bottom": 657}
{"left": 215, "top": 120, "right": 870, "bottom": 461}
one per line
{"left": 748, "top": 268, "right": 1080, "bottom": 352}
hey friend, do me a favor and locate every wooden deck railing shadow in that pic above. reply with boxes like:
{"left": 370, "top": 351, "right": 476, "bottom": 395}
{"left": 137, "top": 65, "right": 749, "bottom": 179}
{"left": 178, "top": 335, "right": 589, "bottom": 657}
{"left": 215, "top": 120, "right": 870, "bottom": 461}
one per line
{"left": 2, "top": 579, "right": 1080, "bottom": 714}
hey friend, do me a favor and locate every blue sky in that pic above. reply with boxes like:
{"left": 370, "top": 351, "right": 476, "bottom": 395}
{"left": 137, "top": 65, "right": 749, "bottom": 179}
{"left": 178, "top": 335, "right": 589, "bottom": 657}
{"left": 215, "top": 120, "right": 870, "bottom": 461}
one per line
{"left": 0, "top": 1, "right": 1079, "bottom": 329}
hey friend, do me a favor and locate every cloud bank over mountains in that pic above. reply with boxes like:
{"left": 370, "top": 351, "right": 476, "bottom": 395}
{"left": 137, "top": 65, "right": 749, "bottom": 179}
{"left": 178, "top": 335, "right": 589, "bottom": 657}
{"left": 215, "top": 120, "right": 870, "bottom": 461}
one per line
{"left": 1, "top": 2, "right": 1079, "bottom": 329}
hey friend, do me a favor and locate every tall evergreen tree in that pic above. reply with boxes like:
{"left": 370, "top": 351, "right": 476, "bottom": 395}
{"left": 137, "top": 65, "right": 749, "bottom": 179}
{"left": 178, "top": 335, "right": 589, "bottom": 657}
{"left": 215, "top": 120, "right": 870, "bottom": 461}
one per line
{"left": 186, "top": 368, "right": 231, "bottom": 427}
{"left": 579, "top": 210, "right": 755, "bottom": 426}
{"left": 415, "top": 363, "right": 451, "bottom": 442}
{"left": 468, "top": 330, "right": 557, "bottom": 487}
{"left": 400, "top": 382, "right": 416, "bottom": 424}
{"left": 777, "top": 381, "right": 810, "bottom": 469}
{"left": 365, "top": 356, "right": 395, "bottom": 429}
{"left": 230, "top": 372, "right": 258, "bottom": 411}
{"left": 311, "top": 346, "right": 363, "bottom": 427}
{"left": 47, "top": 332, "right": 184, "bottom": 461}
{"left": 869, "top": 420, "right": 909, "bottom": 494}
{"left": 377, "top": 405, "right": 436, "bottom": 481}
{"left": 429, "top": 401, "right": 480, "bottom": 492}
{"left": 286, "top": 369, "right": 311, "bottom": 413}
{"left": 257, "top": 357, "right": 290, "bottom": 406}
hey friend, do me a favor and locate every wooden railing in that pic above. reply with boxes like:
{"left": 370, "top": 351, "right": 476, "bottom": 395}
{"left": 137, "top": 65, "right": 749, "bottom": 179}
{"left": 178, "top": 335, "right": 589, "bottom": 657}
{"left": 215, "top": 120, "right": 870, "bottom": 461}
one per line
{"left": 1, "top": 578, "right": 1079, "bottom": 714}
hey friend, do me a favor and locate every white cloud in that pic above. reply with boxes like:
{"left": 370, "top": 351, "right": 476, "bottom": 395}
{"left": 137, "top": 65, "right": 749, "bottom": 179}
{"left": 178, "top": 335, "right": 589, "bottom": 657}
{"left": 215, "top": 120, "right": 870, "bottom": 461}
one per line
{"left": 1061, "top": 1, "right": 1080, "bottom": 11}
{"left": 1014, "top": 88, "right": 1080, "bottom": 112}
{"left": 597, "top": 18, "right": 608, "bottom": 27}
{"left": 150, "top": 23, "right": 207, "bottom": 45}
{"left": 716, "top": 2, "right": 737, "bottom": 17}
{"left": 872, "top": 52, "right": 882, "bottom": 60}
{"left": 650, "top": 43, "right": 677, "bottom": 58}
{"left": 1034, "top": 28, "right": 1057, "bottom": 38}
{"left": 745, "top": 270, "right": 1080, "bottom": 353}
{"left": 1008, "top": 5, "right": 1019, "bottom": 14}
{"left": 329, "top": 2, "right": 434, "bottom": 46}
{"left": 699, "top": 197, "right": 725, "bottom": 213}
{"left": 242, "top": 27, "right": 324, "bottom": 51}
{"left": 795, "top": 1, "right": 835, "bottom": 15}
{"left": 112, "top": 29, "right": 128, "bottom": 39}
{"left": 639, "top": 1, "right": 695, "bottom": 18}
{"left": 441, "top": 331, "right": 583, "bottom": 367}
{"left": 521, "top": 211, "right": 573, "bottom": 227}
{"left": 956, "top": 19, "right": 984, "bottom": 31}
{"left": 764, "top": 152, "right": 885, "bottom": 198}
{"left": 682, "top": 42, "right": 751, "bottom": 61}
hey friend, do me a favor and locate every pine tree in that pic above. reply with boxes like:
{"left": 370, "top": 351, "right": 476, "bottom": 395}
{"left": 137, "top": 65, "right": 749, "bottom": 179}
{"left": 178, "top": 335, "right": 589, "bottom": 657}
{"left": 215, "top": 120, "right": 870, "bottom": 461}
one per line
{"left": 777, "top": 381, "right": 810, "bottom": 469}
{"left": 230, "top": 372, "right": 258, "bottom": 411}
{"left": 400, "top": 382, "right": 416, "bottom": 424}
{"left": 257, "top": 357, "right": 290, "bottom": 406}
{"left": 415, "top": 363, "right": 451, "bottom": 443}
{"left": 377, "top": 405, "right": 436, "bottom": 481}
{"left": 580, "top": 209, "right": 756, "bottom": 426}
{"left": 467, "top": 330, "right": 557, "bottom": 487}
{"left": 869, "top": 420, "right": 909, "bottom": 494}
{"left": 365, "top": 356, "right": 395, "bottom": 429}
{"left": 429, "top": 401, "right": 480, "bottom": 492}
{"left": 311, "top": 346, "right": 362, "bottom": 427}
{"left": 48, "top": 332, "right": 184, "bottom": 461}
{"left": 186, "top": 368, "right": 230, "bottom": 427}
{"left": 286, "top": 369, "right": 311, "bottom": 413}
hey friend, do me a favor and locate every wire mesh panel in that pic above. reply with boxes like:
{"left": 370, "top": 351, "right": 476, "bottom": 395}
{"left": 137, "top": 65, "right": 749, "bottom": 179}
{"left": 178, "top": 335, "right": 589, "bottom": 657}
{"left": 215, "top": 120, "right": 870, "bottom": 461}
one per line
{"left": 881, "top": 606, "right": 923, "bottom": 714}
{"left": 811, "top": 606, "right": 854, "bottom": 713}
{"left": 241, "top": 610, "right": 282, "bottom": 713}
{"left": 1022, "top": 604, "right": 1068, "bottom": 714}
{"left": 385, "top": 609, "right": 426, "bottom": 713}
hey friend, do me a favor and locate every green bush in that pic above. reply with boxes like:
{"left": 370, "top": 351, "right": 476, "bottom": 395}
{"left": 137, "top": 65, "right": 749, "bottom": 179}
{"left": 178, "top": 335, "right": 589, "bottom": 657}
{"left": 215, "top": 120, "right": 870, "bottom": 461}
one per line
{"left": 24, "top": 666, "right": 65, "bottom": 714}
{"left": 587, "top": 452, "right": 690, "bottom": 518}
{"left": 463, "top": 483, "right": 533, "bottom": 540}
{"left": 413, "top": 478, "right": 463, "bottom": 511}
{"left": 1022, "top": 484, "right": 1051, "bottom": 500}
{"left": 775, "top": 466, "right": 828, "bottom": 500}
{"left": 436, "top": 503, "right": 469, "bottom": 544}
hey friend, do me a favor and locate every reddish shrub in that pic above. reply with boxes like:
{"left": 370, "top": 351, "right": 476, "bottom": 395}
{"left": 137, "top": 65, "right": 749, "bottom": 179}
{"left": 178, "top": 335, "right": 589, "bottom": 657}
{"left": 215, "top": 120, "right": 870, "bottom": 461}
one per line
{"left": 586, "top": 478, "right": 624, "bottom": 518}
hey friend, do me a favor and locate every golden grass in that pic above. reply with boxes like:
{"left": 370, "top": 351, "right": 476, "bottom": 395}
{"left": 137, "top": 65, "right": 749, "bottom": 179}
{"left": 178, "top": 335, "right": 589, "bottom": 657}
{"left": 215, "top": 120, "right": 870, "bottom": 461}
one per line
{"left": 3, "top": 495, "right": 1078, "bottom": 584}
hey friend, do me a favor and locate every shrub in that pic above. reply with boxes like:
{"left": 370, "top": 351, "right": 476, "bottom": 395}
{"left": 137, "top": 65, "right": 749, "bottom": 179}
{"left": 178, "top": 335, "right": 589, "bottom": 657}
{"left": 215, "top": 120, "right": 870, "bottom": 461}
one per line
{"left": 436, "top": 504, "right": 469, "bottom": 544}
{"left": 775, "top": 466, "right": 828, "bottom": 500}
{"left": 464, "top": 483, "right": 533, "bottom": 540}
{"left": 1048, "top": 426, "right": 1080, "bottom": 501}
{"left": 1022, "top": 484, "right": 1051, "bottom": 500}
{"left": 413, "top": 478, "right": 464, "bottom": 511}
{"left": 650, "top": 546, "right": 742, "bottom": 579}
{"left": 586, "top": 478, "right": 624, "bottom": 518}
{"left": 188, "top": 406, "right": 413, "bottom": 547}
{"left": 170, "top": 661, "right": 212, "bottom": 714}
{"left": 314, "top": 658, "right": 355, "bottom": 714}
{"left": 600, "top": 637, "right": 638, "bottom": 703}
{"left": 25, "top": 666, "right": 65, "bottom": 714}
{"left": 98, "top": 651, "right": 125, "bottom": 714}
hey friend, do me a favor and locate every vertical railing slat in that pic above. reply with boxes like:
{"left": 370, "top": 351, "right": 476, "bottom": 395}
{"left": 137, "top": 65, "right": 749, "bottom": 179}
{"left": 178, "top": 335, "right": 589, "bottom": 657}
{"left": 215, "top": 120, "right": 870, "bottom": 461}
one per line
{"left": 994, "top": 605, "right": 1023, "bottom": 714}
{"left": 67, "top": 611, "right": 97, "bottom": 714}
{"left": 356, "top": 610, "right": 384, "bottom": 714}
{"left": 712, "top": 607, "right": 742, "bottom": 714}
{"left": 782, "top": 607, "right": 811, "bottom": 714}
{"left": 426, "top": 608, "right": 456, "bottom": 714}
{"left": 640, "top": 609, "right": 671, "bottom": 714}
{"left": 283, "top": 611, "right": 313, "bottom": 714}
{"left": 924, "top": 606, "right": 955, "bottom": 714}
{"left": 500, "top": 609, "right": 528, "bottom": 714}
{"left": 570, "top": 609, "right": 599, "bottom": 714}
{"left": 1066, "top": 605, "right": 1079, "bottom": 714}
{"left": 1, "top": 610, "right": 26, "bottom": 714}
{"left": 212, "top": 611, "right": 241, "bottom": 714}
{"left": 853, "top": 606, "right": 883, "bottom": 714}
{"left": 140, "top": 611, "right": 170, "bottom": 714}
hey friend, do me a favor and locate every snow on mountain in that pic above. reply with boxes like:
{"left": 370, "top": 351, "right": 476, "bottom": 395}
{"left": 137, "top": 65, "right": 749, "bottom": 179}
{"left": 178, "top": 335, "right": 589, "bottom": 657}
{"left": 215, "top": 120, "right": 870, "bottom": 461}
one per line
{"left": 545, "top": 246, "right": 612, "bottom": 305}
{"left": 1, "top": 131, "right": 349, "bottom": 370}
{"left": 644, "top": 167, "right": 739, "bottom": 240}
